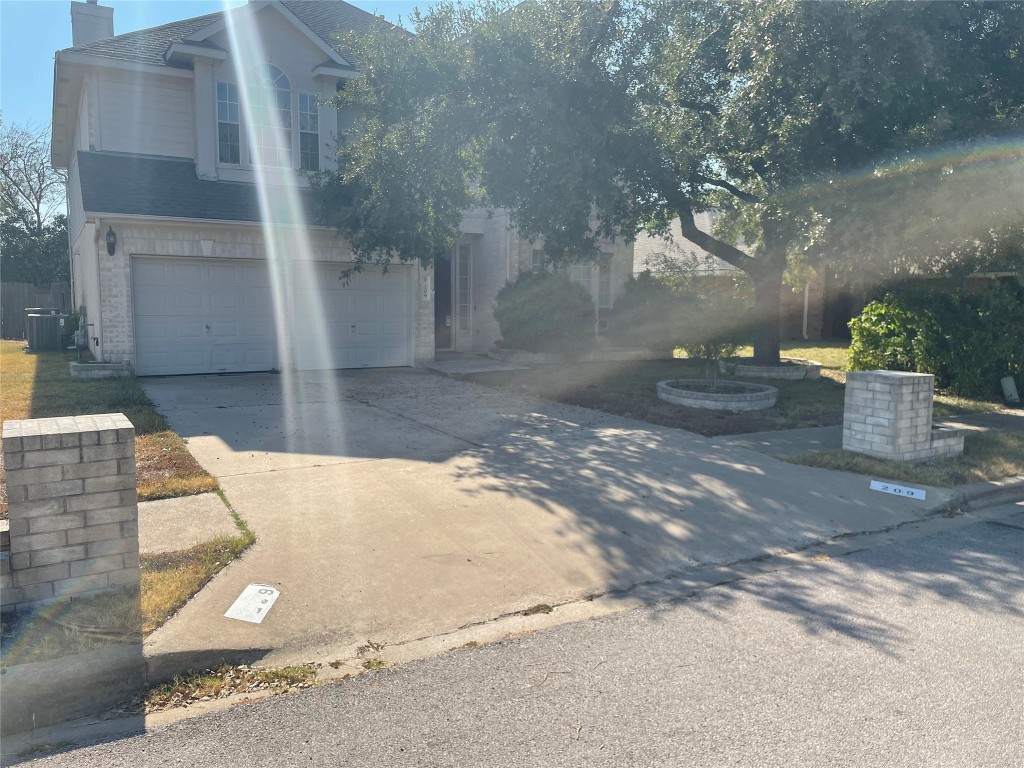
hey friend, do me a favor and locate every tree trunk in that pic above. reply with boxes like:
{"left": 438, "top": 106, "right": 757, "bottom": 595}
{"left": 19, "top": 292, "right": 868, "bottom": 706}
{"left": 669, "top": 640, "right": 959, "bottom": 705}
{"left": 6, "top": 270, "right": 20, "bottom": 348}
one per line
{"left": 751, "top": 268, "right": 783, "bottom": 365}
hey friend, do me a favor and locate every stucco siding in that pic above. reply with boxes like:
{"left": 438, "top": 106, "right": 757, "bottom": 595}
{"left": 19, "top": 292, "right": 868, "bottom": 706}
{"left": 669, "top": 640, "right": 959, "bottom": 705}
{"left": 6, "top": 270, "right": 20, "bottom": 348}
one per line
{"left": 97, "top": 70, "right": 194, "bottom": 159}
{"left": 67, "top": 152, "right": 85, "bottom": 246}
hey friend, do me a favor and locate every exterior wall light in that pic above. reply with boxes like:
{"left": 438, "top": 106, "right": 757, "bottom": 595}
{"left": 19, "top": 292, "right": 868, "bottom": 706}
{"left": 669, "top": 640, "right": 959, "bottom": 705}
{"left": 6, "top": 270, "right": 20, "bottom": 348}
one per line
{"left": 106, "top": 226, "right": 117, "bottom": 255}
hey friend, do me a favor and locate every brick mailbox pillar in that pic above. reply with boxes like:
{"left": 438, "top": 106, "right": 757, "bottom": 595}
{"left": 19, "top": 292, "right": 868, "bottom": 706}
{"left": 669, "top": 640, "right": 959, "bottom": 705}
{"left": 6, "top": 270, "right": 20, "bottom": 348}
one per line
{"left": 1, "top": 413, "right": 145, "bottom": 736}
{"left": 843, "top": 371, "right": 965, "bottom": 462}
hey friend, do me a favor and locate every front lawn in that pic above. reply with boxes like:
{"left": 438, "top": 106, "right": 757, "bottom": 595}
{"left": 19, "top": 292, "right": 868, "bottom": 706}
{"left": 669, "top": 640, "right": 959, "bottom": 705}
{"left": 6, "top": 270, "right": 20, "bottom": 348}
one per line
{"left": 0, "top": 341, "right": 217, "bottom": 516}
{"left": 465, "top": 358, "right": 847, "bottom": 436}
{"left": 790, "top": 431, "right": 1024, "bottom": 487}
{"left": 464, "top": 342, "right": 1005, "bottom": 437}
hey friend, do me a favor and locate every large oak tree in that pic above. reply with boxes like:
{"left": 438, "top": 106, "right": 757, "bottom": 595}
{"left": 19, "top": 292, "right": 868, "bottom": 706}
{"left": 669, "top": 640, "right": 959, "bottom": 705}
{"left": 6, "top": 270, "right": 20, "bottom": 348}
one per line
{"left": 315, "top": 0, "right": 1024, "bottom": 363}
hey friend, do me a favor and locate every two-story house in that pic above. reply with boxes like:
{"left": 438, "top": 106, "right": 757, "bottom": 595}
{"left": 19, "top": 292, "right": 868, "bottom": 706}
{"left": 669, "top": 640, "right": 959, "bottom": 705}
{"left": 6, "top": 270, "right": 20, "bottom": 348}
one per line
{"left": 52, "top": 0, "right": 634, "bottom": 376}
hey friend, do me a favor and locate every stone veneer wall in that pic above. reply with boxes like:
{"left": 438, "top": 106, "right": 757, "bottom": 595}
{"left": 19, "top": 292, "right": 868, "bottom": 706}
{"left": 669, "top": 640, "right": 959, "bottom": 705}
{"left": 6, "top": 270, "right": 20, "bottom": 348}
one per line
{"left": 1, "top": 413, "right": 140, "bottom": 612}
{"left": 843, "top": 370, "right": 965, "bottom": 462}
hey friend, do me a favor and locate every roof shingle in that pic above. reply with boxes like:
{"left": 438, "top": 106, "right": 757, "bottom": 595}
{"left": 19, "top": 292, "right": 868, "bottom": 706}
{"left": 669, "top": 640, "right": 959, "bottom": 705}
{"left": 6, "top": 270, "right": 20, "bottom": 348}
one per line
{"left": 78, "top": 151, "right": 317, "bottom": 225}
{"left": 62, "top": 1, "right": 390, "bottom": 70}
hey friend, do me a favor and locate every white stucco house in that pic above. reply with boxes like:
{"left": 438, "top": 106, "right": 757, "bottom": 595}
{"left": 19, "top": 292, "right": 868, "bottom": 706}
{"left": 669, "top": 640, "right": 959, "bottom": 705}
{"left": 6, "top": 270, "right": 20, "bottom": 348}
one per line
{"left": 52, "top": 0, "right": 633, "bottom": 376}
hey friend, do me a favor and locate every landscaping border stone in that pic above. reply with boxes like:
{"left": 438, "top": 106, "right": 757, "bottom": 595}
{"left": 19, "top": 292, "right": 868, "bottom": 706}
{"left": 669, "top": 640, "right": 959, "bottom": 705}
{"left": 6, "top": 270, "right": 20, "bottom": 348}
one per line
{"left": 657, "top": 379, "right": 779, "bottom": 412}
{"left": 721, "top": 358, "right": 822, "bottom": 380}
{"left": 69, "top": 361, "right": 133, "bottom": 380}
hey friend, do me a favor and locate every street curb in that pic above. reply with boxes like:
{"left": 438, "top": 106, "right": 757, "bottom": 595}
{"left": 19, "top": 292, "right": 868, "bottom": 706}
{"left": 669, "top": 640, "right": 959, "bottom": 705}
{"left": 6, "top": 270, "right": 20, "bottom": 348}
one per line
{"left": 928, "top": 475, "right": 1024, "bottom": 517}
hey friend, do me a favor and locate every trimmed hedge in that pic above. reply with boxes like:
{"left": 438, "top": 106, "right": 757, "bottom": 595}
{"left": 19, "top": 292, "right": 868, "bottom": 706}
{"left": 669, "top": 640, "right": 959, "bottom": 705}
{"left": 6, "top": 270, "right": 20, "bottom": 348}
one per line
{"left": 848, "top": 281, "right": 1024, "bottom": 397}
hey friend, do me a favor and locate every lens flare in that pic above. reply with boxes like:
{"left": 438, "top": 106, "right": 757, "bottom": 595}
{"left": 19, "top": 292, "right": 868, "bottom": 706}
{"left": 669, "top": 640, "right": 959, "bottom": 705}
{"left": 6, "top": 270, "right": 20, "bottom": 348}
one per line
{"left": 222, "top": 2, "right": 347, "bottom": 456}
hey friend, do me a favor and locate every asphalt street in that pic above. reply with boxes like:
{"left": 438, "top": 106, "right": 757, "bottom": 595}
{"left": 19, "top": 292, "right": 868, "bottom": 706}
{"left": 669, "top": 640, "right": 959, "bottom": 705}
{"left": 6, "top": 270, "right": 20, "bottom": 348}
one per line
{"left": 19, "top": 505, "right": 1024, "bottom": 767}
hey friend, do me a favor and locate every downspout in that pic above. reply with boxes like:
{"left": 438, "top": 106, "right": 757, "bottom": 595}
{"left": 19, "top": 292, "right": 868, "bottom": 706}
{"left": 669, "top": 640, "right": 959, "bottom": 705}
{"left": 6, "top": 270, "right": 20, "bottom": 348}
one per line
{"left": 92, "top": 219, "right": 103, "bottom": 359}
{"left": 802, "top": 282, "right": 810, "bottom": 341}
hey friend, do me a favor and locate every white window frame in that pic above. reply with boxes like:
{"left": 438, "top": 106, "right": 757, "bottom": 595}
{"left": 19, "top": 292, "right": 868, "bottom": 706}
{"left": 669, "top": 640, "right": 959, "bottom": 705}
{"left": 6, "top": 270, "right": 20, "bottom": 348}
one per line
{"left": 456, "top": 243, "right": 472, "bottom": 337}
{"left": 216, "top": 81, "right": 241, "bottom": 165}
{"left": 248, "top": 65, "right": 293, "bottom": 168}
{"left": 298, "top": 92, "right": 320, "bottom": 172}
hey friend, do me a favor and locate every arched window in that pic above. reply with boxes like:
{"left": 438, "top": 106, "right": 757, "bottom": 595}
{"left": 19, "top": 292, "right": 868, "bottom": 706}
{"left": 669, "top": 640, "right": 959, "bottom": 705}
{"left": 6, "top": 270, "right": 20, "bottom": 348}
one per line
{"left": 249, "top": 64, "right": 292, "bottom": 167}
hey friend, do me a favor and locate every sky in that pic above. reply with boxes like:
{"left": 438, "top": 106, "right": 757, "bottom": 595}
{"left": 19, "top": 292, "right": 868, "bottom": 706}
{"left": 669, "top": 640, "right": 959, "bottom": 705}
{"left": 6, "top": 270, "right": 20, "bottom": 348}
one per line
{"left": 0, "top": 0, "right": 428, "bottom": 129}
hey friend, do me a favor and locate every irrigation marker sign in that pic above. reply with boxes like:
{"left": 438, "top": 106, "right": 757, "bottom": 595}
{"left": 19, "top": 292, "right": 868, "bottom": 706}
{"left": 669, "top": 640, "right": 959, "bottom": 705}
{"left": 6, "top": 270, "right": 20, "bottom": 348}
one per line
{"left": 225, "top": 583, "right": 280, "bottom": 624}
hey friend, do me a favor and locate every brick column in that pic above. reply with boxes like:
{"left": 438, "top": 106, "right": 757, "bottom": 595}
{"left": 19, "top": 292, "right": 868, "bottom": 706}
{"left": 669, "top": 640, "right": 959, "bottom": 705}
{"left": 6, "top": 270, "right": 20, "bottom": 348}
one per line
{"left": 843, "top": 370, "right": 963, "bottom": 462}
{"left": 2, "top": 413, "right": 139, "bottom": 611}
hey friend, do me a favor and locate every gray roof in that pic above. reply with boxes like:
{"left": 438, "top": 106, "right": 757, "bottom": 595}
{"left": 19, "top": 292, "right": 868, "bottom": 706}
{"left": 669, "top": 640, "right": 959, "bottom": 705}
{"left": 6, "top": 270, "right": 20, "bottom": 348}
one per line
{"left": 78, "top": 151, "right": 317, "bottom": 224}
{"left": 62, "top": 1, "right": 391, "bottom": 70}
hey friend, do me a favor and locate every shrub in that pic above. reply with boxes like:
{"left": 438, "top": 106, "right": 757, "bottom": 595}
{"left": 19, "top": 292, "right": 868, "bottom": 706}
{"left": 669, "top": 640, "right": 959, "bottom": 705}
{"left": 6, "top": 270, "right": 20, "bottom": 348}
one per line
{"left": 606, "top": 272, "right": 690, "bottom": 356}
{"left": 847, "top": 298, "right": 919, "bottom": 371}
{"left": 680, "top": 295, "right": 748, "bottom": 385}
{"left": 493, "top": 270, "right": 596, "bottom": 357}
{"left": 848, "top": 282, "right": 1024, "bottom": 397}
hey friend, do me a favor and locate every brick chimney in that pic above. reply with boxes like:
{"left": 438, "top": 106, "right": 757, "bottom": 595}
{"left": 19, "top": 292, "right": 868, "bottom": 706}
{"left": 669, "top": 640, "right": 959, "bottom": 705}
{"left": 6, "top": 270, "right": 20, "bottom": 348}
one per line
{"left": 71, "top": 0, "right": 114, "bottom": 46}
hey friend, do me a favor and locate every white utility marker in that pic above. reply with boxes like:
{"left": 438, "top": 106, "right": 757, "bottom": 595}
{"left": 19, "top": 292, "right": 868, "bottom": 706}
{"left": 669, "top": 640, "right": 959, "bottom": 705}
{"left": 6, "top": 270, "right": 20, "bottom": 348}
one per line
{"left": 869, "top": 480, "right": 927, "bottom": 501}
{"left": 225, "top": 583, "right": 281, "bottom": 624}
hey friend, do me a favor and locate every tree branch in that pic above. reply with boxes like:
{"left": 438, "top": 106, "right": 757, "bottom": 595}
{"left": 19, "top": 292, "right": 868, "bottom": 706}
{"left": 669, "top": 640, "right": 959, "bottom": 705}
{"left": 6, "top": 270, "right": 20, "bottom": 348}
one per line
{"left": 675, "top": 203, "right": 756, "bottom": 275}
{"left": 695, "top": 175, "right": 760, "bottom": 203}
{"left": 674, "top": 98, "right": 721, "bottom": 117}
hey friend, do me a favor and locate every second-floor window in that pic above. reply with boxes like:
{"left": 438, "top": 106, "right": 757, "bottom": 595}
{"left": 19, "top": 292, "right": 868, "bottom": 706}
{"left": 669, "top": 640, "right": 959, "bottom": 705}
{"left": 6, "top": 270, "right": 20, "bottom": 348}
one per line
{"left": 298, "top": 93, "right": 319, "bottom": 172}
{"left": 217, "top": 82, "right": 240, "bottom": 164}
{"left": 216, "top": 66, "right": 322, "bottom": 171}
{"left": 249, "top": 65, "right": 292, "bottom": 167}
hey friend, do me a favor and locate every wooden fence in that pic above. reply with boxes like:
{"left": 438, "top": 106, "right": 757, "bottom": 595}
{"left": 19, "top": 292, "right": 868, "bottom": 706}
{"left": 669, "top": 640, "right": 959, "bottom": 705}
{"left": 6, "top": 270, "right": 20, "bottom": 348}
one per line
{"left": 0, "top": 282, "right": 72, "bottom": 339}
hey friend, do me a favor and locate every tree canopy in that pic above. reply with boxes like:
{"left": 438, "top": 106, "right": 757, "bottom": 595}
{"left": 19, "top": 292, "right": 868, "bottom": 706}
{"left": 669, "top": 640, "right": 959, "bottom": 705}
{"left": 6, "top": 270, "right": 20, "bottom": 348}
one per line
{"left": 315, "top": 0, "right": 1024, "bottom": 362}
{"left": 0, "top": 119, "right": 69, "bottom": 285}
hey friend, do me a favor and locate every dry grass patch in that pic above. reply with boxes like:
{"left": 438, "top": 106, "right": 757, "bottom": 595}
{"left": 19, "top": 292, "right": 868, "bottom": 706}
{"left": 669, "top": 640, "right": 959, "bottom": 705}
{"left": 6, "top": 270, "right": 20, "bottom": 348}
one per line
{"left": 790, "top": 431, "right": 1024, "bottom": 487}
{"left": 136, "top": 431, "right": 218, "bottom": 501}
{"left": 142, "top": 520, "right": 255, "bottom": 634}
{"left": 145, "top": 663, "right": 317, "bottom": 712}
{"left": 0, "top": 341, "right": 217, "bottom": 516}
{"left": 0, "top": 588, "right": 142, "bottom": 668}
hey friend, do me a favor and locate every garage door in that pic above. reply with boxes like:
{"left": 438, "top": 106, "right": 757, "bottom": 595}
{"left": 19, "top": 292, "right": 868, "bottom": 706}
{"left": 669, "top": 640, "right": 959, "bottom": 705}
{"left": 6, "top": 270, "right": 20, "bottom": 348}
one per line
{"left": 132, "top": 258, "right": 278, "bottom": 376}
{"left": 132, "top": 258, "right": 412, "bottom": 375}
{"left": 290, "top": 263, "right": 412, "bottom": 370}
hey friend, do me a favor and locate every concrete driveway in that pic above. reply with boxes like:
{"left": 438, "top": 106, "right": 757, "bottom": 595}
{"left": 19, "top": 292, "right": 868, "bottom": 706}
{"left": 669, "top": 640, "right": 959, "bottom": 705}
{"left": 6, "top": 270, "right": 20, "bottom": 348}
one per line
{"left": 140, "top": 368, "right": 951, "bottom": 676}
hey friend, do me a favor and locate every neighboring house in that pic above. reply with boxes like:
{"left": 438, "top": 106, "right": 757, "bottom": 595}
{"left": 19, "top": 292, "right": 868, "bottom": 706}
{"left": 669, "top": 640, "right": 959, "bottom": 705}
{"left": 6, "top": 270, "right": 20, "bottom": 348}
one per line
{"left": 633, "top": 215, "right": 829, "bottom": 341}
{"left": 52, "top": 0, "right": 633, "bottom": 376}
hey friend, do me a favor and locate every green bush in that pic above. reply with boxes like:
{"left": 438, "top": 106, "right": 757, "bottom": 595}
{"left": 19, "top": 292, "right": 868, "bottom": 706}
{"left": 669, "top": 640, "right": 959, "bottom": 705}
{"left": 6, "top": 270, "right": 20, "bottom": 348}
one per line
{"left": 606, "top": 272, "right": 690, "bottom": 356}
{"left": 493, "top": 270, "right": 596, "bottom": 357}
{"left": 848, "top": 281, "right": 1024, "bottom": 397}
{"left": 847, "top": 299, "right": 919, "bottom": 371}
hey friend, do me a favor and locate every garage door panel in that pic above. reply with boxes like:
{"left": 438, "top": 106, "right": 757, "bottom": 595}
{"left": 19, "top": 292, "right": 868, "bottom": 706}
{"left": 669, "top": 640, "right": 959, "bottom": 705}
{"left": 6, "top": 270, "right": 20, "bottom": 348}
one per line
{"left": 209, "top": 290, "right": 241, "bottom": 310}
{"left": 175, "top": 321, "right": 205, "bottom": 338}
{"left": 173, "top": 292, "right": 204, "bottom": 311}
{"left": 171, "top": 263, "right": 203, "bottom": 284}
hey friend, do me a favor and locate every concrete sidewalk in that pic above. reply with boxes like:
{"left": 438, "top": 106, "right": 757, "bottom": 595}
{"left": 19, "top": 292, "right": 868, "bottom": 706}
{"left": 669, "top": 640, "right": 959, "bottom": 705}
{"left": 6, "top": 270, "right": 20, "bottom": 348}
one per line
{"left": 138, "top": 493, "right": 238, "bottom": 555}
{"left": 138, "top": 369, "right": 984, "bottom": 680}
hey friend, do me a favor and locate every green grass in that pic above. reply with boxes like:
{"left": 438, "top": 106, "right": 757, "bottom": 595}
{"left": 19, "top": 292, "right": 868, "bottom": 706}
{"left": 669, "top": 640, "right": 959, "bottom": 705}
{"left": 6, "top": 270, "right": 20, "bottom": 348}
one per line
{"left": 789, "top": 431, "right": 1024, "bottom": 487}
{"left": 728, "top": 341, "right": 852, "bottom": 371}
{"left": 0, "top": 341, "right": 217, "bottom": 516}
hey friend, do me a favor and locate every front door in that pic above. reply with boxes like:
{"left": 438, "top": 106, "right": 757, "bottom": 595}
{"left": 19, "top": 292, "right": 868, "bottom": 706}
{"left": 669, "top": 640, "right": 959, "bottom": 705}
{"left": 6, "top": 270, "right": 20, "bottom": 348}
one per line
{"left": 434, "top": 253, "right": 452, "bottom": 349}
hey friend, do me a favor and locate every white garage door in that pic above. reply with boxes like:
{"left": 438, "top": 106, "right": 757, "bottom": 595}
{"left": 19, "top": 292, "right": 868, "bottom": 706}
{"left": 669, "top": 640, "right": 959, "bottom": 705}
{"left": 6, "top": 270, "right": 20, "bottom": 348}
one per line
{"left": 132, "top": 258, "right": 412, "bottom": 375}
{"left": 290, "top": 263, "right": 412, "bottom": 371}
{"left": 132, "top": 258, "right": 278, "bottom": 376}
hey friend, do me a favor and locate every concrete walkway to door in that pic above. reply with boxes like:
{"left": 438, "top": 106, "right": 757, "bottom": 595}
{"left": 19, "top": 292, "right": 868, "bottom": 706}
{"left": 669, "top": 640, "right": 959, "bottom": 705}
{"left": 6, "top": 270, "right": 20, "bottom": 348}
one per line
{"left": 140, "top": 368, "right": 954, "bottom": 678}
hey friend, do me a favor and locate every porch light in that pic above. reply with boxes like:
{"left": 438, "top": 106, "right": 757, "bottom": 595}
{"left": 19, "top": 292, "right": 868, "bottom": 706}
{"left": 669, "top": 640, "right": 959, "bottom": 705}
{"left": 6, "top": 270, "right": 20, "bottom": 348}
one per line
{"left": 106, "top": 226, "right": 117, "bottom": 255}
